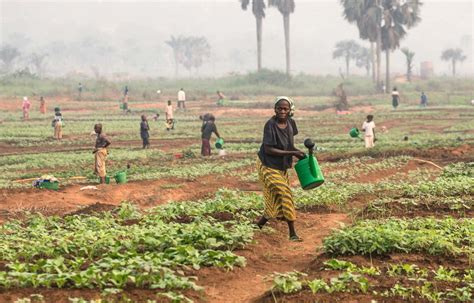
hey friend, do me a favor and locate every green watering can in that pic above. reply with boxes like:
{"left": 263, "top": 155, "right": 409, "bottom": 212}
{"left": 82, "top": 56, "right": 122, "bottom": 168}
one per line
{"left": 114, "top": 171, "right": 127, "bottom": 184}
{"left": 349, "top": 127, "right": 360, "bottom": 138}
{"left": 294, "top": 139, "right": 325, "bottom": 190}
{"left": 215, "top": 138, "right": 224, "bottom": 149}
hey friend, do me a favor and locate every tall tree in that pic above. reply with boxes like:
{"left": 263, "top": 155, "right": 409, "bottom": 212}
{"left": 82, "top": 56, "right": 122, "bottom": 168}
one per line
{"left": 400, "top": 48, "right": 415, "bottom": 82}
{"left": 30, "top": 53, "right": 48, "bottom": 77}
{"left": 441, "top": 48, "right": 466, "bottom": 77}
{"left": 181, "top": 37, "right": 211, "bottom": 75}
{"left": 240, "top": 0, "right": 266, "bottom": 71}
{"left": 166, "top": 36, "right": 186, "bottom": 78}
{"left": 381, "top": 0, "right": 422, "bottom": 92}
{"left": 0, "top": 45, "right": 21, "bottom": 74}
{"left": 340, "top": 0, "right": 381, "bottom": 85}
{"left": 268, "top": 0, "right": 295, "bottom": 75}
{"left": 333, "top": 40, "right": 361, "bottom": 76}
{"left": 356, "top": 46, "right": 372, "bottom": 76}
{"left": 166, "top": 36, "right": 211, "bottom": 76}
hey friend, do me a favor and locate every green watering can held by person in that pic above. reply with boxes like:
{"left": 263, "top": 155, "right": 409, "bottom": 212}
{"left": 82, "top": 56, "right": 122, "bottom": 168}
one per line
{"left": 294, "top": 139, "right": 325, "bottom": 190}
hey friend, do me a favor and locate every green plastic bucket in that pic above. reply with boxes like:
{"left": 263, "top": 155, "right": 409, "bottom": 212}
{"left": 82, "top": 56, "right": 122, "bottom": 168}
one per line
{"left": 39, "top": 181, "right": 59, "bottom": 191}
{"left": 114, "top": 171, "right": 127, "bottom": 184}
{"left": 215, "top": 138, "right": 224, "bottom": 149}
{"left": 349, "top": 127, "right": 360, "bottom": 138}
{"left": 294, "top": 155, "right": 324, "bottom": 190}
{"left": 98, "top": 176, "right": 111, "bottom": 184}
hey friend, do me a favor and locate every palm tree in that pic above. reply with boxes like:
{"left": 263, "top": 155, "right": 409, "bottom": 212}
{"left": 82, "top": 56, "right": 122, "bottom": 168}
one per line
{"left": 268, "top": 0, "right": 295, "bottom": 75}
{"left": 333, "top": 40, "right": 361, "bottom": 77}
{"left": 166, "top": 36, "right": 186, "bottom": 78}
{"left": 240, "top": 0, "right": 266, "bottom": 71}
{"left": 356, "top": 46, "right": 372, "bottom": 77}
{"left": 400, "top": 48, "right": 415, "bottom": 82}
{"left": 340, "top": 0, "right": 381, "bottom": 85}
{"left": 441, "top": 48, "right": 466, "bottom": 76}
{"left": 381, "top": 0, "right": 422, "bottom": 92}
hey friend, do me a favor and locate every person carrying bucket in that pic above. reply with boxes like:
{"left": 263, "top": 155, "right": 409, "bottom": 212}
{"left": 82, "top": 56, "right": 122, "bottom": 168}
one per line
{"left": 93, "top": 124, "right": 111, "bottom": 184}
{"left": 255, "top": 96, "right": 305, "bottom": 242}
{"left": 201, "top": 114, "right": 221, "bottom": 156}
{"left": 362, "top": 115, "right": 376, "bottom": 148}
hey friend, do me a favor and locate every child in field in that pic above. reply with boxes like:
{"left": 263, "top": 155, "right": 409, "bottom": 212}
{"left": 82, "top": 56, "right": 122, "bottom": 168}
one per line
{"left": 362, "top": 115, "right": 376, "bottom": 148}
{"left": 140, "top": 115, "right": 150, "bottom": 149}
{"left": 216, "top": 90, "right": 226, "bottom": 107}
{"left": 201, "top": 114, "right": 221, "bottom": 156}
{"left": 52, "top": 107, "right": 63, "bottom": 140}
{"left": 165, "top": 100, "right": 174, "bottom": 130}
{"left": 122, "top": 94, "right": 131, "bottom": 114}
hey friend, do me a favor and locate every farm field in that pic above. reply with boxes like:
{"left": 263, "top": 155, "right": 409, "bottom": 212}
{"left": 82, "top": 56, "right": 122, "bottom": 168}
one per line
{"left": 0, "top": 91, "right": 473, "bottom": 303}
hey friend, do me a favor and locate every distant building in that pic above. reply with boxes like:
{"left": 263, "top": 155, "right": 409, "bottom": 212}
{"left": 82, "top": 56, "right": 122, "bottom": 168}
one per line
{"left": 420, "top": 61, "right": 434, "bottom": 79}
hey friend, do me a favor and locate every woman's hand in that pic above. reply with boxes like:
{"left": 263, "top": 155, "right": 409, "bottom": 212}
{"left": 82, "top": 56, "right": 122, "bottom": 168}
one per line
{"left": 293, "top": 150, "right": 306, "bottom": 160}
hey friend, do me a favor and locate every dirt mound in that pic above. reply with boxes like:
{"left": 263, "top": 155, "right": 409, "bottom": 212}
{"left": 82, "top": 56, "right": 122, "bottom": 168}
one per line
{"left": 66, "top": 202, "right": 117, "bottom": 216}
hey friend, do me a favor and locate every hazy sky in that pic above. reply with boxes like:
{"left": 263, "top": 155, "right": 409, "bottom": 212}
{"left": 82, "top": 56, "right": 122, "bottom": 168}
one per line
{"left": 0, "top": 0, "right": 472, "bottom": 78}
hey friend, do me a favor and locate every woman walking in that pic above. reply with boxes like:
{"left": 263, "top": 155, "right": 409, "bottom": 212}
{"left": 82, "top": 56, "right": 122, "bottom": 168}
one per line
{"left": 22, "top": 97, "right": 31, "bottom": 120}
{"left": 39, "top": 96, "right": 46, "bottom": 114}
{"left": 255, "top": 96, "right": 305, "bottom": 242}
{"left": 391, "top": 87, "right": 400, "bottom": 110}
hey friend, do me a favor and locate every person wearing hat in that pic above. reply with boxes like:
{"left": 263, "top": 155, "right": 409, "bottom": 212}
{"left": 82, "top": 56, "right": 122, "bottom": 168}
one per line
{"left": 93, "top": 124, "right": 111, "bottom": 184}
{"left": 255, "top": 96, "right": 305, "bottom": 242}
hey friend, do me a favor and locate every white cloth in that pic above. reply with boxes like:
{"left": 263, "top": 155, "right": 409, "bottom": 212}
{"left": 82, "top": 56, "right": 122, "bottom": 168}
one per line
{"left": 165, "top": 105, "right": 174, "bottom": 119}
{"left": 364, "top": 136, "right": 375, "bottom": 148}
{"left": 362, "top": 121, "right": 375, "bottom": 137}
{"left": 178, "top": 90, "right": 186, "bottom": 101}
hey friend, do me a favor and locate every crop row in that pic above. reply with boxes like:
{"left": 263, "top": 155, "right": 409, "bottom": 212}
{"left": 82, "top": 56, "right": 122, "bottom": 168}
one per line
{"left": 268, "top": 258, "right": 473, "bottom": 302}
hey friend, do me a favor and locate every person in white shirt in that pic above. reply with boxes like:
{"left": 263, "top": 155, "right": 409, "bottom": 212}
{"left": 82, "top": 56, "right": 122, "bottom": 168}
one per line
{"left": 362, "top": 115, "right": 376, "bottom": 148}
{"left": 177, "top": 88, "right": 186, "bottom": 109}
{"left": 165, "top": 100, "right": 174, "bottom": 130}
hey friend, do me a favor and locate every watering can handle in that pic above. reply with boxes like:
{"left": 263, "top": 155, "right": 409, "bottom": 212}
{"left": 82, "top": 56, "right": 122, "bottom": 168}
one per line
{"left": 308, "top": 155, "right": 317, "bottom": 178}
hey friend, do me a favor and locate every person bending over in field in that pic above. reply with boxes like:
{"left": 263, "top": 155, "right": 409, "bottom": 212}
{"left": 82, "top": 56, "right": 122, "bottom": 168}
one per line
{"left": 93, "top": 124, "right": 111, "bottom": 184}
{"left": 255, "top": 96, "right": 305, "bottom": 242}
{"left": 201, "top": 114, "right": 221, "bottom": 156}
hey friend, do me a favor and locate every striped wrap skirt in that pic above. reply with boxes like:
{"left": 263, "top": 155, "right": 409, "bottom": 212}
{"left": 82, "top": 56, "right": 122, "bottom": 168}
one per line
{"left": 257, "top": 158, "right": 296, "bottom": 222}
